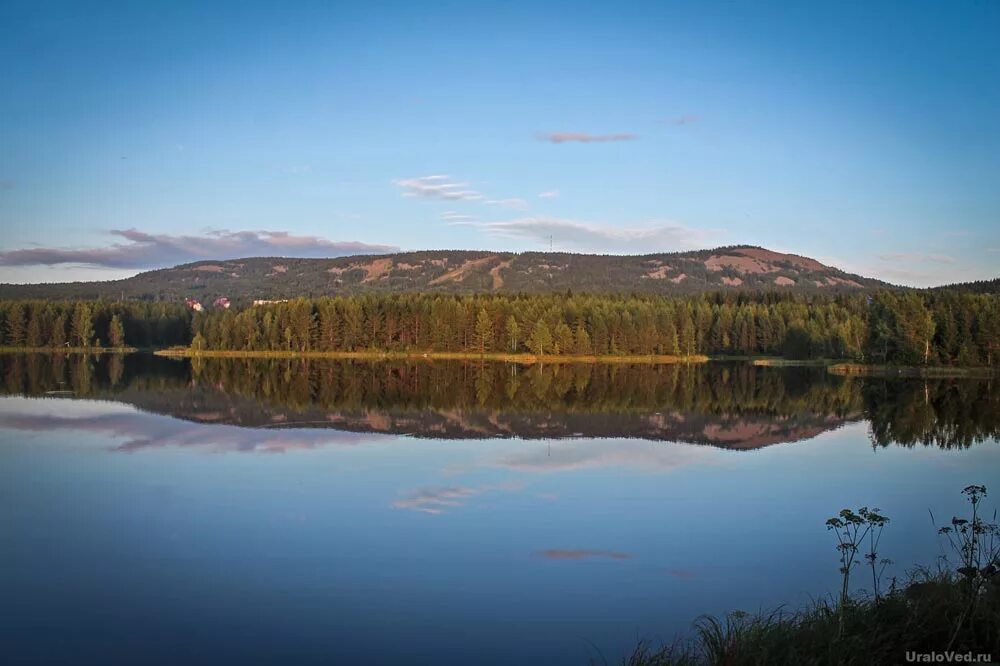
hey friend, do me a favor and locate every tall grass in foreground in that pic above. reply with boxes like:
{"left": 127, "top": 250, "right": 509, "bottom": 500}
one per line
{"left": 619, "top": 486, "right": 1000, "bottom": 666}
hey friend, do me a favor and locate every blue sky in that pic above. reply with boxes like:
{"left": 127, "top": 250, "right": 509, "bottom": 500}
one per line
{"left": 0, "top": 0, "right": 998, "bottom": 286}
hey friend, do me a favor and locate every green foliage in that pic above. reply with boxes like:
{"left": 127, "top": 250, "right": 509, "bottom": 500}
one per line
{"left": 70, "top": 302, "right": 94, "bottom": 347}
{"left": 504, "top": 315, "right": 520, "bottom": 352}
{"left": 49, "top": 314, "right": 67, "bottom": 348}
{"left": 866, "top": 290, "right": 999, "bottom": 367}
{"left": 0, "top": 300, "right": 190, "bottom": 349}
{"left": 107, "top": 314, "right": 125, "bottom": 348}
{"left": 622, "top": 571, "right": 1000, "bottom": 666}
{"left": 473, "top": 307, "right": 494, "bottom": 354}
{"left": 826, "top": 506, "right": 891, "bottom": 636}
{"left": 179, "top": 290, "right": 995, "bottom": 365}
{"left": 181, "top": 292, "right": 863, "bottom": 358}
{"left": 527, "top": 319, "right": 552, "bottom": 355}
{"left": 3, "top": 354, "right": 995, "bottom": 450}
{"left": 574, "top": 322, "right": 593, "bottom": 355}
{"left": 936, "top": 486, "right": 999, "bottom": 586}
{"left": 934, "top": 485, "right": 1000, "bottom": 650}
{"left": 0, "top": 287, "right": 995, "bottom": 365}
{"left": 553, "top": 321, "right": 574, "bottom": 354}
{"left": 5, "top": 302, "right": 26, "bottom": 346}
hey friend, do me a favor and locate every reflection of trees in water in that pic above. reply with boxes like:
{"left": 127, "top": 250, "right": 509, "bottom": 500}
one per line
{"left": 183, "top": 358, "right": 860, "bottom": 419}
{"left": 863, "top": 379, "right": 999, "bottom": 449}
{"left": 2, "top": 353, "right": 187, "bottom": 400}
{"left": 0, "top": 353, "right": 995, "bottom": 449}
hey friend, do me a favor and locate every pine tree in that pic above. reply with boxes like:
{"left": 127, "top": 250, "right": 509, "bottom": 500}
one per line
{"left": 473, "top": 307, "right": 494, "bottom": 354}
{"left": 505, "top": 315, "right": 520, "bottom": 352}
{"left": 49, "top": 315, "right": 67, "bottom": 348}
{"left": 527, "top": 320, "right": 552, "bottom": 356}
{"left": 4, "top": 288, "right": 993, "bottom": 368}
{"left": 573, "top": 323, "right": 592, "bottom": 355}
{"left": 554, "top": 322, "right": 573, "bottom": 355}
{"left": 680, "top": 312, "right": 696, "bottom": 356}
{"left": 25, "top": 312, "right": 43, "bottom": 347}
{"left": 108, "top": 314, "right": 125, "bottom": 348}
{"left": 661, "top": 319, "right": 678, "bottom": 355}
{"left": 6, "top": 302, "right": 26, "bottom": 346}
{"left": 70, "top": 302, "right": 93, "bottom": 347}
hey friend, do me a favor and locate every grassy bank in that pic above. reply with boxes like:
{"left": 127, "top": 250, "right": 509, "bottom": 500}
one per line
{"left": 154, "top": 347, "right": 710, "bottom": 365}
{"left": 623, "top": 486, "right": 1000, "bottom": 665}
{"left": 0, "top": 346, "right": 137, "bottom": 354}
{"left": 708, "top": 354, "right": 836, "bottom": 366}
{"left": 624, "top": 570, "right": 999, "bottom": 665}
{"left": 748, "top": 357, "right": 839, "bottom": 367}
{"left": 828, "top": 362, "right": 996, "bottom": 378}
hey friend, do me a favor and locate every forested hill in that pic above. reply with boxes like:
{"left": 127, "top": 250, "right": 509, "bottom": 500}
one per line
{"left": 0, "top": 246, "right": 888, "bottom": 303}
{"left": 931, "top": 278, "right": 1000, "bottom": 294}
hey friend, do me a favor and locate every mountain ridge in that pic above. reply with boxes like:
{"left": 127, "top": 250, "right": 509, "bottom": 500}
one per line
{"left": 0, "top": 245, "right": 893, "bottom": 302}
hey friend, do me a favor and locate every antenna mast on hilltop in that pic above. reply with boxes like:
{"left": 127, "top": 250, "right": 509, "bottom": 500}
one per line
{"left": 549, "top": 235, "right": 553, "bottom": 252}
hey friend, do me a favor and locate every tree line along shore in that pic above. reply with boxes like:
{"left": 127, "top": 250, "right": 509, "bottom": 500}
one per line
{"left": 0, "top": 290, "right": 996, "bottom": 369}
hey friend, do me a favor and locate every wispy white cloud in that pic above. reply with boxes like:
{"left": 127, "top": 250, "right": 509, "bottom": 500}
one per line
{"left": 492, "top": 439, "right": 721, "bottom": 474}
{"left": 392, "top": 175, "right": 484, "bottom": 201}
{"left": 469, "top": 216, "right": 722, "bottom": 253}
{"left": 537, "top": 190, "right": 559, "bottom": 199}
{"left": 396, "top": 175, "right": 529, "bottom": 214}
{"left": 441, "top": 211, "right": 477, "bottom": 223}
{"left": 537, "top": 132, "right": 637, "bottom": 144}
{"left": 0, "top": 229, "right": 397, "bottom": 269}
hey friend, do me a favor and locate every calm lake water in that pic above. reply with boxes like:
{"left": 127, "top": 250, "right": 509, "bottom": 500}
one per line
{"left": 1, "top": 354, "right": 998, "bottom": 665}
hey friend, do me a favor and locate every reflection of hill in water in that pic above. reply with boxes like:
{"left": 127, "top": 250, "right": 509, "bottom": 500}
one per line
{"left": 118, "top": 385, "right": 857, "bottom": 448}
{"left": 0, "top": 353, "right": 996, "bottom": 450}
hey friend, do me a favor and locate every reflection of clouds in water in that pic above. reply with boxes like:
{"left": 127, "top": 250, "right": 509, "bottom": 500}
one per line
{"left": 392, "top": 481, "right": 523, "bottom": 514}
{"left": 0, "top": 396, "right": 136, "bottom": 418}
{"left": 0, "top": 399, "right": 719, "bottom": 467}
{"left": 0, "top": 398, "right": 388, "bottom": 453}
{"left": 536, "top": 549, "right": 631, "bottom": 561}
{"left": 490, "top": 439, "right": 722, "bottom": 474}
{"left": 404, "top": 440, "right": 721, "bottom": 521}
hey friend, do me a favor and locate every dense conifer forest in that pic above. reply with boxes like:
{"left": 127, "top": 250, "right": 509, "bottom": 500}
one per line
{"left": 0, "top": 300, "right": 191, "bottom": 349}
{"left": 187, "top": 290, "right": 996, "bottom": 365}
{"left": 0, "top": 289, "right": 996, "bottom": 366}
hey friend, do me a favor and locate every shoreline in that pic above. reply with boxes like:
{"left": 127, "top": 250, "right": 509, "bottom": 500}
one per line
{"left": 0, "top": 347, "right": 993, "bottom": 376}
{"left": 153, "top": 348, "right": 710, "bottom": 364}
{"left": 0, "top": 346, "right": 138, "bottom": 355}
{"left": 828, "top": 362, "right": 996, "bottom": 378}
{"left": 749, "top": 357, "right": 839, "bottom": 367}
